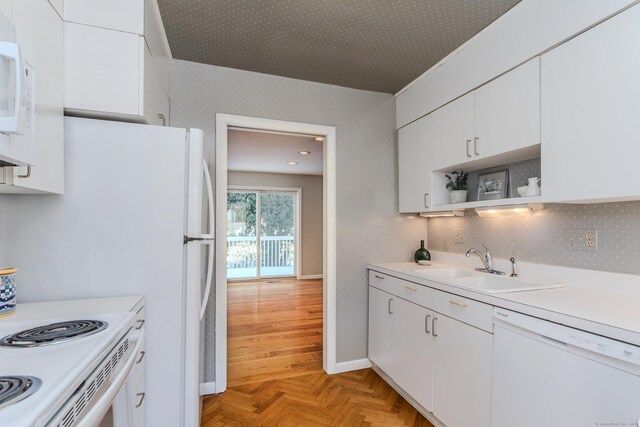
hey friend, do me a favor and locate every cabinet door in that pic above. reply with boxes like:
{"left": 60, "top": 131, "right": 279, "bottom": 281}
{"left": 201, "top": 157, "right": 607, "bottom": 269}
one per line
{"left": 474, "top": 57, "right": 540, "bottom": 160}
{"left": 64, "top": 0, "right": 144, "bottom": 34}
{"left": 65, "top": 22, "right": 142, "bottom": 117}
{"left": 142, "top": 43, "right": 169, "bottom": 126}
{"left": 432, "top": 314, "right": 492, "bottom": 427}
{"left": 393, "top": 298, "right": 435, "bottom": 413}
{"left": 6, "top": 0, "right": 64, "bottom": 194}
{"left": 398, "top": 115, "right": 431, "bottom": 212}
{"left": 541, "top": 4, "right": 640, "bottom": 203}
{"left": 368, "top": 286, "right": 397, "bottom": 378}
{"left": 429, "top": 93, "right": 474, "bottom": 170}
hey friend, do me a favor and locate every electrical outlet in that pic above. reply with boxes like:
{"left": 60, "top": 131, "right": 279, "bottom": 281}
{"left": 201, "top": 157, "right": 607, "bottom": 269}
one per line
{"left": 454, "top": 229, "right": 465, "bottom": 244}
{"left": 565, "top": 229, "right": 598, "bottom": 251}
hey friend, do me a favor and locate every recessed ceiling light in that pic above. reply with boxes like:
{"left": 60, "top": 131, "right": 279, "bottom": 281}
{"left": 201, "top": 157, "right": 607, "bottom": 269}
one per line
{"left": 298, "top": 151, "right": 310, "bottom": 155}
{"left": 288, "top": 161, "right": 297, "bottom": 165}
{"left": 314, "top": 137, "right": 324, "bottom": 142}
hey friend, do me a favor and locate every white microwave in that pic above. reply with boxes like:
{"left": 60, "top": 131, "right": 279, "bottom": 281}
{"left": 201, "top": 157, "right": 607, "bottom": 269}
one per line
{"left": 0, "top": 10, "right": 35, "bottom": 167}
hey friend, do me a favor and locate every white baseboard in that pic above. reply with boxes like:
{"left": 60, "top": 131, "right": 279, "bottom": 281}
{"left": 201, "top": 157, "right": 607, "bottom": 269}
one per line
{"left": 333, "top": 358, "right": 372, "bottom": 374}
{"left": 299, "top": 274, "right": 323, "bottom": 280}
{"left": 200, "top": 382, "right": 217, "bottom": 396}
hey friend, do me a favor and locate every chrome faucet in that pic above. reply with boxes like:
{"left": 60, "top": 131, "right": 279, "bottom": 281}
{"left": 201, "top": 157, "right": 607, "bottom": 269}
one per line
{"left": 466, "top": 244, "right": 505, "bottom": 275}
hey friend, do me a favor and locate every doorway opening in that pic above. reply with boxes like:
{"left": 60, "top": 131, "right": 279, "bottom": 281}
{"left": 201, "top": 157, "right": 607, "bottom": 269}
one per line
{"left": 214, "top": 114, "right": 337, "bottom": 393}
{"left": 226, "top": 188, "right": 301, "bottom": 280}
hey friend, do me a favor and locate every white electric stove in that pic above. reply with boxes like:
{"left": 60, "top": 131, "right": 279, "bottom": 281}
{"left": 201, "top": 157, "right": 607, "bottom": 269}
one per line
{"left": 0, "top": 298, "right": 142, "bottom": 427}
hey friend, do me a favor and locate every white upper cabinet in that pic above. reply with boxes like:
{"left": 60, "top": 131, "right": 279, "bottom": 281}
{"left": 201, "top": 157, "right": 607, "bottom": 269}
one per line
{"left": 63, "top": 0, "right": 170, "bottom": 126}
{"left": 429, "top": 93, "right": 474, "bottom": 170}
{"left": 474, "top": 57, "right": 540, "bottom": 160}
{"left": 398, "top": 115, "right": 432, "bottom": 213}
{"left": 426, "top": 58, "right": 540, "bottom": 172}
{"left": 541, "top": 4, "right": 640, "bottom": 203}
{"left": 0, "top": 0, "right": 64, "bottom": 194}
{"left": 64, "top": 0, "right": 144, "bottom": 34}
{"left": 396, "top": 0, "right": 636, "bottom": 129}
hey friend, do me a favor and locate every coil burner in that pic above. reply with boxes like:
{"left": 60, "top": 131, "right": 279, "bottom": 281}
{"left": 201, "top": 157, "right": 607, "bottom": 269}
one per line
{"left": 0, "top": 376, "right": 42, "bottom": 410}
{"left": 0, "top": 320, "right": 108, "bottom": 348}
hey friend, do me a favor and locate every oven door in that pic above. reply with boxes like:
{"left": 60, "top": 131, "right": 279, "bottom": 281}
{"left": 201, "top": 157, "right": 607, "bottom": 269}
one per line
{"left": 47, "top": 329, "right": 144, "bottom": 427}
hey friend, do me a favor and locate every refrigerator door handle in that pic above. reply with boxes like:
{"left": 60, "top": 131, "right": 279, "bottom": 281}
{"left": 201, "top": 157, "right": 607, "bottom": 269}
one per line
{"left": 200, "top": 159, "right": 215, "bottom": 320}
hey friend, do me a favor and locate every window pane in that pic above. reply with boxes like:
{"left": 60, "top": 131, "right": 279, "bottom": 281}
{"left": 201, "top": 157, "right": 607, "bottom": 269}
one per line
{"left": 226, "top": 192, "right": 257, "bottom": 279}
{"left": 260, "top": 192, "right": 295, "bottom": 276}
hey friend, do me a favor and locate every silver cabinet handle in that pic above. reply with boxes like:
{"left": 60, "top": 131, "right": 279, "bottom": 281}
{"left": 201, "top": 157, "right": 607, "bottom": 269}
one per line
{"left": 404, "top": 285, "right": 417, "bottom": 291}
{"left": 388, "top": 298, "right": 393, "bottom": 314}
{"left": 424, "top": 193, "right": 429, "bottom": 209}
{"left": 17, "top": 166, "right": 31, "bottom": 178}
{"left": 466, "top": 139, "right": 472, "bottom": 158}
{"left": 136, "top": 351, "right": 146, "bottom": 364}
{"left": 135, "top": 392, "right": 145, "bottom": 408}
{"left": 157, "top": 113, "right": 167, "bottom": 126}
{"left": 135, "top": 320, "right": 145, "bottom": 330}
{"left": 474, "top": 137, "right": 479, "bottom": 155}
{"left": 432, "top": 317, "right": 438, "bottom": 336}
{"left": 425, "top": 314, "right": 431, "bottom": 334}
{"left": 374, "top": 275, "right": 385, "bottom": 280}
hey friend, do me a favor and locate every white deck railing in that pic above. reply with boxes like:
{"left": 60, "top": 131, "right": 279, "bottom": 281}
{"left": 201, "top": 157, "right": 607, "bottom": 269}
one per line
{"left": 227, "top": 235, "right": 295, "bottom": 269}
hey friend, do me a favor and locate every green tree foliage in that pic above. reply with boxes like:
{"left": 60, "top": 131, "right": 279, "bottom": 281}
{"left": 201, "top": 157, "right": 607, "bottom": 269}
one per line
{"left": 226, "top": 192, "right": 294, "bottom": 237}
{"left": 227, "top": 192, "right": 256, "bottom": 236}
{"left": 260, "top": 193, "right": 294, "bottom": 236}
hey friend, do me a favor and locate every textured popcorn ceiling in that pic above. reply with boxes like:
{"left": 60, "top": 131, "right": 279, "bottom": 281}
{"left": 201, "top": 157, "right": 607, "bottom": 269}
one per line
{"left": 156, "top": 0, "right": 521, "bottom": 94}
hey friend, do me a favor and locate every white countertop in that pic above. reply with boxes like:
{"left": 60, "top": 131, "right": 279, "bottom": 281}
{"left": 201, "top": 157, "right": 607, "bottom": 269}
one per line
{"left": 1, "top": 296, "right": 144, "bottom": 323}
{"left": 368, "top": 255, "right": 640, "bottom": 346}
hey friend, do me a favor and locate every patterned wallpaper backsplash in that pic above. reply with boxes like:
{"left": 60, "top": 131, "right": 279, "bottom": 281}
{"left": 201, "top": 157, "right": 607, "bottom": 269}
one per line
{"left": 427, "top": 201, "right": 640, "bottom": 275}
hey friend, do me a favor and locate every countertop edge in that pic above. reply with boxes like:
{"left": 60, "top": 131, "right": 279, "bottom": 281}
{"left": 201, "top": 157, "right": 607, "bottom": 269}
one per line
{"left": 367, "top": 262, "right": 640, "bottom": 347}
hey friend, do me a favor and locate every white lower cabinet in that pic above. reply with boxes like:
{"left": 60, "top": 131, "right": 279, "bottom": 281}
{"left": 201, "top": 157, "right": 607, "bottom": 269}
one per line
{"left": 432, "top": 313, "right": 492, "bottom": 427}
{"left": 393, "top": 296, "right": 435, "bottom": 412}
{"left": 368, "top": 270, "right": 492, "bottom": 427}
{"left": 368, "top": 286, "right": 398, "bottom": 379}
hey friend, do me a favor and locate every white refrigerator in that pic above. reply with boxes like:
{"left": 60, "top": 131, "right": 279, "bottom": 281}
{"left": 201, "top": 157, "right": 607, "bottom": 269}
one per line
{"left": 0, "top": 117, "right": 213, "bottom": 427}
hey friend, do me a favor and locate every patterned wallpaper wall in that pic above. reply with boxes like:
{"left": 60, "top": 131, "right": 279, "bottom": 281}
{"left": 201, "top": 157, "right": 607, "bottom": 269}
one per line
{"left": 170, "top": 60, "right": 428, "bottom": 382}
{"left": 428, "top": 201, "right": 640, "bottom": 275}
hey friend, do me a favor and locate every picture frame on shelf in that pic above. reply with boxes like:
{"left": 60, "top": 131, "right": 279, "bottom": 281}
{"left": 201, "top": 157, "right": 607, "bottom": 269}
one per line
{"left": 478, "top": 169, "right": 509, "bottom": 201}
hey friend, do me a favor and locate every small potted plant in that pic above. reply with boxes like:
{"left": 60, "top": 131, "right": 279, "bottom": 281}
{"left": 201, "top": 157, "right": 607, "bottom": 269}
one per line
{"left": 445, "top": 170, "right": 468, "bottom": 204}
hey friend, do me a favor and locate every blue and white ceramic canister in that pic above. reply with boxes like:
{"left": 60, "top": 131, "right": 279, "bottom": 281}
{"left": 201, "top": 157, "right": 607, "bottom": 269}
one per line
{"left": 0, "top": 268, "right": 16, "bottom": 317}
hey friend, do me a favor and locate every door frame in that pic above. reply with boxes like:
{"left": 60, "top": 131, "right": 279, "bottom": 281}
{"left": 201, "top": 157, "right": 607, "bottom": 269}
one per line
{"left": 226, "top": 185, "right": 302, "bottom": 280}
{"left": 215, "top": 114, "right": 337, "bottom": 392}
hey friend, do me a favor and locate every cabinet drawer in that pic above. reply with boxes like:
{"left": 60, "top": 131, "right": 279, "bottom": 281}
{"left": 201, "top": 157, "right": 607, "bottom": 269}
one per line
{"left": 369, "top": 270, "right": 435, "bottom": 308}
{"left": 431, "top": 290, "right": 493, "bottom": 333}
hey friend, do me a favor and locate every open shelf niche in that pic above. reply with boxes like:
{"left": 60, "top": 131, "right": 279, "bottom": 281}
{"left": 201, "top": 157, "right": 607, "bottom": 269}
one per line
{"left": 432, "top": 156, "right": 542, "bottom": 210}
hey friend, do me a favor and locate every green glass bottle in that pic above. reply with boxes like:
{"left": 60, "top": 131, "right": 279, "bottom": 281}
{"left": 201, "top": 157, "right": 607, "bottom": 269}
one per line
{"left": 414, "top": 240, "right": 431, "bottom": 263}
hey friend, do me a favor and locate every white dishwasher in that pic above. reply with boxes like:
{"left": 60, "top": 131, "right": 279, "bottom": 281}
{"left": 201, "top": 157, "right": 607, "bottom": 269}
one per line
{"left": 492, "top": 308, "right": 640, "bottom": 427}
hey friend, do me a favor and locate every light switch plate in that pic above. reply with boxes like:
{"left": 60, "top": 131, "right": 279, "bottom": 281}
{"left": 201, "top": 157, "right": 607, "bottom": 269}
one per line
{"left": 454, "top": 229, "right": 465, "bottom": 244}
{"left": 565, "top": 228, "right": 598, "bottom": 251}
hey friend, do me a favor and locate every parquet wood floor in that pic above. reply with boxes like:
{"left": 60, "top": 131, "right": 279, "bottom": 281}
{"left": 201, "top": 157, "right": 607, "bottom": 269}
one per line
{"left": 202, "top": 368, "right": 434, "bottom": 426}
{"left": 201, "top": 278, "right": 433, "bottom": 426}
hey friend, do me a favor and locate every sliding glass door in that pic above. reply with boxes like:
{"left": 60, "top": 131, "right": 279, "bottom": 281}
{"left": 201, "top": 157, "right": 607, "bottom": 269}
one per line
{"left": 227, "top": 190, "right": 297, "bottom": 279}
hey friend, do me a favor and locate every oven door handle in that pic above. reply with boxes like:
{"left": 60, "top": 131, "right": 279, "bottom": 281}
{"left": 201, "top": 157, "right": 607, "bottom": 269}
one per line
{"left": 75, "top": 329, "right": 145, "bottom": 427}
